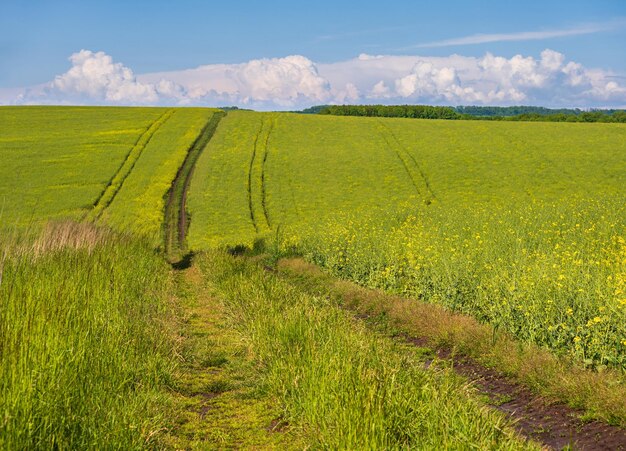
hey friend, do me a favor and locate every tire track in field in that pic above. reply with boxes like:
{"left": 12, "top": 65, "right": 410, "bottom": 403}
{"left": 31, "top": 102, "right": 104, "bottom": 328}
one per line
{"left": 260, "top": 117, "right": 275, "bottom": 229}
{"left": 376, "top": 121, "right": 423, "bottom": 198}
{"left": 377, "top": 119, "right": 437, "bottom": 204}
{"left": 87, "top": 109, "right": 174, "bottom": 220}
{"left": 247, "top": 116, "right": 274, "bottom": 234}
{"left": 164, "top": 111, "right": 225, "bottom": 261}
{"left": 247, "top": 119, "right": 264, "bottom": 234}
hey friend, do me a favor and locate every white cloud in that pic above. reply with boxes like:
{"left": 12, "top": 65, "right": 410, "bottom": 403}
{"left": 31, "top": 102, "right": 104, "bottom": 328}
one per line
{"left": 138, "top": 54, "right": 332, "bottom": 108}
{"left": 411, "top": 20, "right": 626, "bottom": 48}
{"left": 16, "top": 50, "right": 187, "bottom": 105}
{"left": 316, "top": 50, "right": 625, "bottom": 106}
{"left": 369, "top": 80, "right": 391, "bottom": 98}
{"left": 232, "top": 55, "right": 331, "bottom": 106}
{"left": 3, "top": 48, "right": 626, "bottom": 109}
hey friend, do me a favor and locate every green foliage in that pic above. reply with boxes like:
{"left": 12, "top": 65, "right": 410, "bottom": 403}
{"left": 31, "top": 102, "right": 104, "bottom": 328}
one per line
{"left": 297, "top": 105, "right": 331, "bottom": 114}
{"left": 320, "top": 104, "right": 460, "bottom": 119}
{"left": 0, "top": 222, "right": 176, "bottom": 449}
{"left": 315, "top": 104, "right": 626, "bottom": 123}
{"left": 455, "top": 105, "right": 589, "bottom": 116}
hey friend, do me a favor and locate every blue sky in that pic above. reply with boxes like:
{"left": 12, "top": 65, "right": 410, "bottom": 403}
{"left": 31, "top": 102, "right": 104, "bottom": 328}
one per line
{"left": 1, "top": 0, "right": 625, "bottom": 108}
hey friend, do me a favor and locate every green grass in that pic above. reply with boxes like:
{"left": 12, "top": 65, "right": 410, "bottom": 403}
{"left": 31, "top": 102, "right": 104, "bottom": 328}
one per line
{"left": 0, "top": 222, "right": 176, "bottom": 449}
{"left": 195, "top": 251, "right": 533, "bottom": 449}
{"left": 0, "top": 106, "right": 166, "bottom": 228}
{"left": 277, "top": 257, "right": 626, "bottom": 427}
{"left": 163, "top": 263, "right": 301, "bottom": 449}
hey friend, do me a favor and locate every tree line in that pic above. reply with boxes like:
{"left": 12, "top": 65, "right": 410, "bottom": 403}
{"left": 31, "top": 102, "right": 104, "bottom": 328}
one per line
{"left": 305, "top": 105, "right": 626, "bottom": 123}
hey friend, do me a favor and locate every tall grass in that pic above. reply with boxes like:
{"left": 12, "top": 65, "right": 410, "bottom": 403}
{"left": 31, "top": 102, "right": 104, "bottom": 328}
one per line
{"left": 198, "top": 252, "right": 531, "bottom": 449}
{"left": 0, "top": 221, "right": 175, "bottom": 449}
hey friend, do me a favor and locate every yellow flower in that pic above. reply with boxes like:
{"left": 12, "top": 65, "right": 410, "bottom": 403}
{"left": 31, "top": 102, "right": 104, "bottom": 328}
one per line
{"left": 574, "top": 336, "right": 581, "bottom": 343}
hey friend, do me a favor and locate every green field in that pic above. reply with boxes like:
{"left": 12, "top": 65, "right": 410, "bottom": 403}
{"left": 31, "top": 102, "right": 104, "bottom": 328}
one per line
{"left": 189, "top": 111, "right": 626, "bottom": 249}
{"left": 0, "top": 106, "right": 217, "bottom": 243}
{"left": 0, "top": 106, "right": 163, "bottom": 226}
{"left": 1, "top": 106, "right": 625, "bottom": 448}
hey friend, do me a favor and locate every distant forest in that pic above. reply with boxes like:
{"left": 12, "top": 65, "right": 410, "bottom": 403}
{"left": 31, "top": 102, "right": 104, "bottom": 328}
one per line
{"left": 299, "top": 105, "right": 626, "bottom": 123}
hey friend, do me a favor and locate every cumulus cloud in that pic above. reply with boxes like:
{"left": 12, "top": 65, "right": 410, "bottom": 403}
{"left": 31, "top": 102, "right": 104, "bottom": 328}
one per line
{"left": 315, "top": 50, "right": 626, "bottom": 107}
{"left": 16, "top": 50, "right": 187, "bottom": 105}
{"left": 4, "top": 48, "right": 626, "bottom": 109}
{"left": 230, "top": 55, "right": 331, "bottom": 106}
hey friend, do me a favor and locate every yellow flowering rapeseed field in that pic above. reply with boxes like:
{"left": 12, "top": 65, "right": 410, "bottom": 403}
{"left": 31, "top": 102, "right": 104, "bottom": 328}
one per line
{"left": 296, "top": 199, "right": 626, "bottom": 368}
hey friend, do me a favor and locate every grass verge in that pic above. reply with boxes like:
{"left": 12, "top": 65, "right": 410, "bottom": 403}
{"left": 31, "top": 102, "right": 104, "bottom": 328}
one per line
{"left": 195, "top": 251, "right": 534, "bottom": 449}
{"left": 277, "top": 257, "right": 626, "bottom": 428}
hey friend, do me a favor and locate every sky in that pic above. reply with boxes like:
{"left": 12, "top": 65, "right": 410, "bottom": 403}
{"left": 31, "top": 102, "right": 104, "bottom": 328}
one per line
{"left": 1, "top": 0, "right": 625, "bottom": 109}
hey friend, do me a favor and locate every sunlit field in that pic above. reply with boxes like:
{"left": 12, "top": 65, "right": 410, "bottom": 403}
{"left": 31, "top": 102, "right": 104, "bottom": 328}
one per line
{"left": 1, "top": 106, "right": 624, "bottom": 448}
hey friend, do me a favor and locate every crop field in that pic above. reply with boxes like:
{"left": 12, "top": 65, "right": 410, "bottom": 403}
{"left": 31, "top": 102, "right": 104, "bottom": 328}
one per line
{"left": 188, "top": 112, "right": 423, "bottom": 248}
{"left": 99, "top": 108, "right": 217, "bottom": 243}
{"left": 0, "top": 106, "right": 217, "bottom": 243}
{"left": 2, "top": 106, "right": 625, "bottom": 448}
{"left": 188, "top": 111, "right": 626, "bottom": 368}
{"left": 0, "top": 106, "right": 164, "bottom": 227}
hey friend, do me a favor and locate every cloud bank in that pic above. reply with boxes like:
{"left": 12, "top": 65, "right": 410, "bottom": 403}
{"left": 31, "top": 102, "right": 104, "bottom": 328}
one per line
{"left": 3, "top": 48, "right": 625, "bottom": 109}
